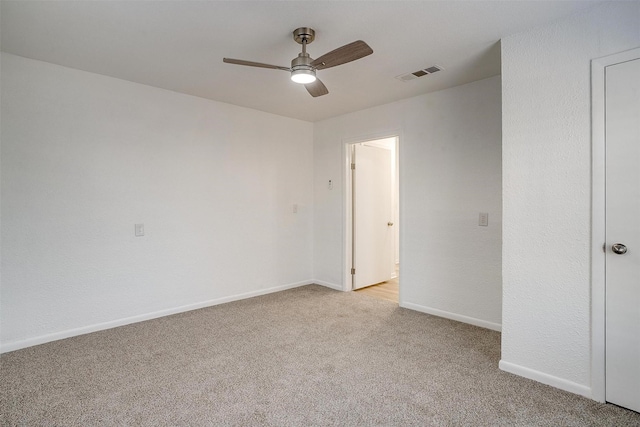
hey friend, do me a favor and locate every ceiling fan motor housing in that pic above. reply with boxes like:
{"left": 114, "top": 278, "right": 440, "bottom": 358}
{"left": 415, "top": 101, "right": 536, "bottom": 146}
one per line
{"left": 290, "top": 54, "right": 316, "bottom": 83}
{"left": 291, "top": 53, "right": 314, "bottom": 70}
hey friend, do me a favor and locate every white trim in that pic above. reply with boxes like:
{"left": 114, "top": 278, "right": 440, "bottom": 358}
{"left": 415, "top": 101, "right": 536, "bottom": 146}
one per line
{"left": 0, "top": 280, "right": 312, "bottom": 354}
{"left": 344, "top": 141, "right": 354, "bottom": 292}
{"left": 499, "top": 360, "right": 592, "bottom": 399}
{"left": 362, "top": 137, "right": 395, "bottom": 150}
{"left": 343, "top": 131, "right": 402, "bottom": 294}
{"left": 590, "top": 46, "right": 640, "bottom": 403}
{"left": 313, "top": 280, "right": 344, "bottom": 291}
{"left": 402, "top": 302, "right": 502, "bottom": 332}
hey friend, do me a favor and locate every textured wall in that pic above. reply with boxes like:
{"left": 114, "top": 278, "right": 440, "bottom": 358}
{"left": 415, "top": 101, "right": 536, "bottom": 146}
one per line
{"left": 1, "top": 53, "right": 314, "bottom": 351}
{"left": 313, "top": 76, "right": 503, "bottom": 329}
{"left": 500, "top": 1, "right": 640, "bottom": 395}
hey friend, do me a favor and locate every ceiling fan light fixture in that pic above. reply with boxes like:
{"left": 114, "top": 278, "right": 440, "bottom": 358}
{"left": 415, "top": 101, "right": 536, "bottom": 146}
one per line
{"left": 291, "top": 68, "right": 316, "bottom": 84}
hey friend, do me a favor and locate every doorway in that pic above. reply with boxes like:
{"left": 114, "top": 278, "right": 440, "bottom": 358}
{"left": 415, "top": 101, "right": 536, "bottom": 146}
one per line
{"left": 591, "top": 47, "right": 640, "bottom": 412}
{"left": 345, "top": 136, "right": 399, "bottom": 302}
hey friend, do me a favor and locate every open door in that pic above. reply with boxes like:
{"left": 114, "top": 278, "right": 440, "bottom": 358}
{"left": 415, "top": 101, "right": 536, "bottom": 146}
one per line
{"left": 352, "top": 142, "right": 395, "bottom": 290}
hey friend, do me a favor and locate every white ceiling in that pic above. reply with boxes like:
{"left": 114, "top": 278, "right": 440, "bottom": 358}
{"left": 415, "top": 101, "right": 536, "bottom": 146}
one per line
{"left": 1, "top": 1, "right": 600, "bottom": 122}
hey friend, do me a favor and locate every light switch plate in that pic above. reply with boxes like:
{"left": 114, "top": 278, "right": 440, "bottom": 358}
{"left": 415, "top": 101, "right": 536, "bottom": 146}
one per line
{"left": 135, "top": 223, "right": 144, "bottom": 236}
{"left": 479, "top": 213, "right": 488, "bottom": 227}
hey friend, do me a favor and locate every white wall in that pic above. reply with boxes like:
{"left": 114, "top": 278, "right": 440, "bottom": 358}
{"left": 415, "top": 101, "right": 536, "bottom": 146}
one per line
{"left": 500, "top": 1, "right": 640, "bottom": 397}
{"left": 313, "top": 76, "right": 502, "bottom": 330}
{"left": 0, "top": 53, "right": 314, "bottom": 352}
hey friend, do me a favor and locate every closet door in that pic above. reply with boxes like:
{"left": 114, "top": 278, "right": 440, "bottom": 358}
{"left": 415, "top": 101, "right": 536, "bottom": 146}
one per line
{"left": 605, "top": 56, "right": 640, "bottom": 413}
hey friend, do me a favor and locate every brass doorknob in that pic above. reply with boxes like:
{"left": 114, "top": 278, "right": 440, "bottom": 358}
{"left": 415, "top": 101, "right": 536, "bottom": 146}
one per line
{"left": 387, "top": 222, "right": 394, "bottom": 226}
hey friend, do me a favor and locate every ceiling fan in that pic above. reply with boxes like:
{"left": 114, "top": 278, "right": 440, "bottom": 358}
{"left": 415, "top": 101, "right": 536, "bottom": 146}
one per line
{"left": 223, "top": 27, "right": 373, "bottom": 97}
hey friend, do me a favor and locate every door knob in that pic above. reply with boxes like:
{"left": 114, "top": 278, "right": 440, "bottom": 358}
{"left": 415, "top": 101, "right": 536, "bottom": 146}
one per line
{"left": 612, "top": 243, "right": 628, "bottom": 255}
{"left": 387, "top": 222, "right": 394, "bottom": 226}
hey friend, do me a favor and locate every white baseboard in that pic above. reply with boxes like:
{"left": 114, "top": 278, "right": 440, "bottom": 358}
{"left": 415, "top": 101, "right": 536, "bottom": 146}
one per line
{"left": 401, "top": 302, "right": 502, "bottom": 332}
{"left": 499, "top": 360, "right": 592, "bottom": 398}
{"left": 0, "top": 280, "right": 312, "bottom": 354}
{"left": 312, "top": 280, "right": 344, "bottom": 291}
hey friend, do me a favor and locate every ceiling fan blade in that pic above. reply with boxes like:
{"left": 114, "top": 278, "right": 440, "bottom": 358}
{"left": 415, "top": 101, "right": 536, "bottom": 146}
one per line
{"left": 311, "top": 40, "right": 373, "bottom": 70}
{"left": 305, "top": 78, "right": 329, "bottom": 97}
{"left": 223, "top": 58, "right": 290, "bottom": 71}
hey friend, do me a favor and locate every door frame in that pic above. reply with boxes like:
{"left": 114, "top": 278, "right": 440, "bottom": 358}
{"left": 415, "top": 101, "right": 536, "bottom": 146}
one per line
{"left": 591, "top": 46, "right": 640, "bottom": 403}
{"left": 343, "top": 132, "right": 401, "bottom": 294}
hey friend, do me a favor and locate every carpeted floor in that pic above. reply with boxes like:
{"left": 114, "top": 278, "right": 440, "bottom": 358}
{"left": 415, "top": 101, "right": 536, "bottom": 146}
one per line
{"left": 1, "top": 285, "right": 639, "bottom": 426}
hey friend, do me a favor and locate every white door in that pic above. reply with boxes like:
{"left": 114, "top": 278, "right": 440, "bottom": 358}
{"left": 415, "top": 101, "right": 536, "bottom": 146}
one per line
{"left": 605, "top": 57, "right": 640, "bottom": 413}
{"left": 353, "top": 143, "right": 394, "bottom": 290}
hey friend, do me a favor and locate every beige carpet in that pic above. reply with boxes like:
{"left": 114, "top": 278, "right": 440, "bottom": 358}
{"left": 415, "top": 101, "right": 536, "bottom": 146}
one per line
{"left": 1, "top": 285, "right": 639, "bottom": 426}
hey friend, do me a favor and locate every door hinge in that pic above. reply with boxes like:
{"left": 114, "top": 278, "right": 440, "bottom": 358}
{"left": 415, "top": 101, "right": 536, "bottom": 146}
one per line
{"left": 351, "top": 163, "right": 356, "bottom": 170}
{"left": 351, "top": 267, "right": 356, "bottom": 275}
